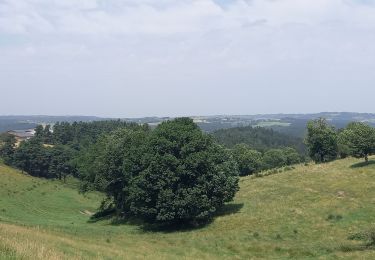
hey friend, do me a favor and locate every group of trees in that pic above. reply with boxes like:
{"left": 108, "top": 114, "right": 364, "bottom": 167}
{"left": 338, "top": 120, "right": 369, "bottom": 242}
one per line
{"left": 1, "top": 120, "right": 144, "bottom": 180}
{"left": 212, "top": 125, "right": 306, "bottom": 154}
{"left": 35, "top": 120, "right": 141, "bottom": 147}
{"left": 305, "top": 118, "right": 375, "bottom": 163}
{"left": 1, "top": 137, "right": 76, "bottom": 180}
{"left": 78, "top": 118, "right": 239, "bottom": 225}
{"left": 231, "top": 144, "right": 301, "bottom": 176}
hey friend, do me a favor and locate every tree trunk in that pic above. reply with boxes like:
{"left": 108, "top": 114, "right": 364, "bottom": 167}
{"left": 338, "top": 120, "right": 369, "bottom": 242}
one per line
{"left": 365, "top": 154, "right": 369, "bottom": 163}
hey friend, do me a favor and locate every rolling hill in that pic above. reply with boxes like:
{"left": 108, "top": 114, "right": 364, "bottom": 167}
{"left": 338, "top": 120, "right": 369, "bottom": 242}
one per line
{"left": 1, "top": 157, "right": 375, "bottom": 259}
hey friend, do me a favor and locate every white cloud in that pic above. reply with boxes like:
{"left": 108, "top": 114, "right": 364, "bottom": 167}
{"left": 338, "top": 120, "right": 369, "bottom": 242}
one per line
{"left": 1, "top": 0, "right": 375, "bottom": 34}
{"left": 0, "top": 0, "right": 375, "bottom": 116}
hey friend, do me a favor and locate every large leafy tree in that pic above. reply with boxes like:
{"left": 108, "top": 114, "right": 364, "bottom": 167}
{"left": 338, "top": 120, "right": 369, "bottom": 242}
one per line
{"left": 129, "top": 118, "right": 239, "bottom": 225}
{"left": 305, "top": 118, "right": 338, "bottom": 163}
{"left": 339, "top": 122, "right": 375, "bottom": 162}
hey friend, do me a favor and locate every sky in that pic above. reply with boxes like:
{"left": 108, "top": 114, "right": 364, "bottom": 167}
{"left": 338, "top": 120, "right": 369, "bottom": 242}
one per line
{"left": 0, "top": 0, "right": 375, "bottom": 118}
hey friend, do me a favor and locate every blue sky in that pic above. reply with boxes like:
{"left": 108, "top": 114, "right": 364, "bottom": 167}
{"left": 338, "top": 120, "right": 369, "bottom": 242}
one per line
{"left": 0, "top": 0, "right": 374, "bottom": 117}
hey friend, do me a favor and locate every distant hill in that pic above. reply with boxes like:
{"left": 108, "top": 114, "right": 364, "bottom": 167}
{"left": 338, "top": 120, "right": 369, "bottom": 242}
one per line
{"left": 2, "top": 112, "right": 374, "bottom": 137}
{"left": 212, "top": 125, "right": 306, "bottom": 154}
{"left": 124, "top": 112, "right": 375, "bottom": 135}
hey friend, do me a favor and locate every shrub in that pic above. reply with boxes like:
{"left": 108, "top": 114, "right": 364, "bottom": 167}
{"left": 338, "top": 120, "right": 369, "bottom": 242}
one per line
{"left": 347, "top": 228, "right": 375, "bottom": 249}
{"left": 326, "top": 214, "right": 343, "bottom": 222}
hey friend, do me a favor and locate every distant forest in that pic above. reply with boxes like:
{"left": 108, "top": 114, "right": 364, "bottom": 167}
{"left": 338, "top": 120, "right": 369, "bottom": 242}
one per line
{"left": 212, "top": 126, "right": 306, "bottom": 154}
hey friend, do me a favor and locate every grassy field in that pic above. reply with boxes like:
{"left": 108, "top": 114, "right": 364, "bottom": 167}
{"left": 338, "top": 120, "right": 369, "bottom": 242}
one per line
{"left": 254, "top": 121, "right": 291, "bottom": 128}
{"left": 1, "top": 157, "right": 375, "bottom": 259}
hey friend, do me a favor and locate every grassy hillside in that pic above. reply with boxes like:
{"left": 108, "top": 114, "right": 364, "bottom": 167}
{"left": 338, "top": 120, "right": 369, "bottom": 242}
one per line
{"left": 1, "top": 157, "right": 375, "bottom": 259}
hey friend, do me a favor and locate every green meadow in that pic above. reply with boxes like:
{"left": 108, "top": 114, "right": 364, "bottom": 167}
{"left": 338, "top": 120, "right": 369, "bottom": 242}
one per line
{"left": 1, "top": 157, "right": 375, "bottom": 259}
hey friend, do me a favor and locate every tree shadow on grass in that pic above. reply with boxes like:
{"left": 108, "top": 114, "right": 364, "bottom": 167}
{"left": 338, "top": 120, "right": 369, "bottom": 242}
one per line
{"left": 338, "top": 244, "right": 375, "bottom": 253}
{"left": 340, "top": 229, "right": 375, "bottom": 253}
{"left": 88, "top": 203, "right": 244, "bottom": 233}
{"left": 87, "top": 207, "right": 116, "bottom": 223}
{"left": 214, "top": 203, "right": 244, "bottom": 217}
{"left": 350, "top": 160, "right": 375, "bottom": 168}
{"left": 139, "top": 203, "right": 244, "bottom": 233}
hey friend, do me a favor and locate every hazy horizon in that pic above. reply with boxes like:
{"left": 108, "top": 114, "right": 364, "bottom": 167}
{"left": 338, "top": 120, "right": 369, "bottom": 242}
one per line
{"left": 1, "top": 0, "right": 375, "bottom": 117}
{"left": 1, "top": 111, "right": 375, "bottom": 120}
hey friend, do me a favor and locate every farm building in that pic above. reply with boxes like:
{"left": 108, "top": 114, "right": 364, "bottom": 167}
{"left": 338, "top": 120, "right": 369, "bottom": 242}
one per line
{"left": 7, "top": 129, "right": 35, "bottom": 142}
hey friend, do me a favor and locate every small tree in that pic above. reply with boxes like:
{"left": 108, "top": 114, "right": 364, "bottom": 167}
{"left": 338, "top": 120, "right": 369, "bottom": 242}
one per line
{"left": 305, "top": 118, "right": 338, "bottom": 163}
{"left": 339, "top": 122, "right": 375, "bottom": 162}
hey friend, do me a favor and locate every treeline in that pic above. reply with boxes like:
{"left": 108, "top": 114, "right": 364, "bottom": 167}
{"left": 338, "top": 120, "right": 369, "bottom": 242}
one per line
{"left": 212, "top": 126, "right": 306, "bottom": 154}
{"left": 0, "top": 119, "right": 309, "bottom": 180}
{"left": 231, "top": 144, "right": 301, "bottom": 176}
{"left": 305, "top": 119, "right": 375, "bottom": 163}
{"left": 0, "top": 120, "right": 145, "bottom": 180}
{"left": 35, "top": 120, "right": 140, "bottom": 146}
{"left": 211, "top": 126, "right": 305, "bottom": 176}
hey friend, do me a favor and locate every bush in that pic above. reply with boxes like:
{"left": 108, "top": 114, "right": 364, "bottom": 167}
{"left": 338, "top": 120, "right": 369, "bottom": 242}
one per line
{"left": 326, "top": 214, "right": 343, "bottom": 222}
{"left": 349, "top": 229, "right": 375, "bottom": 246}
